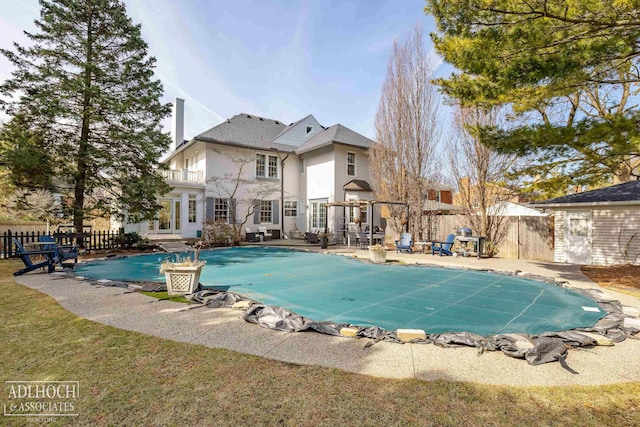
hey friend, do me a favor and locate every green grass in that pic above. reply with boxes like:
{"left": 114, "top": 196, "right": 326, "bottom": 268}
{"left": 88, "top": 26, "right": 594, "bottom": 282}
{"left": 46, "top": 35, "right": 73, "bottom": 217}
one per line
{"left": 139, "top": 290, "right": 191, "bottom": 303}
{"left": 1, "top": 259, "right": 639, "bottom": 426}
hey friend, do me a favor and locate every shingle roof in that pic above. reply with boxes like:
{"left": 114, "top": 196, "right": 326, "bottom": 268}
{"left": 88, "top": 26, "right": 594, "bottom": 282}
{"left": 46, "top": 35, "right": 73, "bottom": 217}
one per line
{"left": 194, "top": 113, "right": 295, "bottom": 152}
{"left": 295, "top": 124, "right": 374, "bottom": 154}
{"left": 343, "top": 179, "right": 373, "bottom": 191}
{"left": 537, "top": 180, "right": 640, "bottom": 205}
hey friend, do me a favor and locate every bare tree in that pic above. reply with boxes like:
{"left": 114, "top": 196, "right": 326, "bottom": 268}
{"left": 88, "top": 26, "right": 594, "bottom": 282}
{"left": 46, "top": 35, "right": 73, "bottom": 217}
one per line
{"left": 370, "top": 26, "right": 441, "bottom": 241}
{"left": 6, "top": 188, "right": 60, "bottom": 223}
{"left": 449, "top": 106, "right": 518, "bottom": 256}
{"left": 207, "top": 151, "right": 279, "bottom": 244}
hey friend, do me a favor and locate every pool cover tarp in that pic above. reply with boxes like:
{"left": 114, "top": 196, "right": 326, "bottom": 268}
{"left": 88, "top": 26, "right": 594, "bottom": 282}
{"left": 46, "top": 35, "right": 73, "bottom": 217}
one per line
{"left": 76, "top": 247, "right": 606, "bottom": 337}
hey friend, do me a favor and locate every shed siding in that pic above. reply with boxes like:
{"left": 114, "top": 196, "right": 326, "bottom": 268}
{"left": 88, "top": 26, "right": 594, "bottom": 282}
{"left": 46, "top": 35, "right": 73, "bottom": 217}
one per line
{"left": 553, "top": 210, "right": 566, "bottom": 263}
{"left": 591, "top": 207, "right": 640, "bottom": 265}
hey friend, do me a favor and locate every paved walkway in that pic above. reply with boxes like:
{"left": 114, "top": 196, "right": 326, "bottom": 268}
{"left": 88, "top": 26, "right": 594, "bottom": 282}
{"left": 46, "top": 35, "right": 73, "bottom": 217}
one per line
{"left": 14, "top": 247, "right": 640, "bottom": 387}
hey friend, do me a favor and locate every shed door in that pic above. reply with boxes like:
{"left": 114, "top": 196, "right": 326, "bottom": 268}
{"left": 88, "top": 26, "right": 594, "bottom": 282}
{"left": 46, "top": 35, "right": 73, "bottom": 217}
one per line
{"left": 565, "top": 211, "right": 592, "bottom": 264}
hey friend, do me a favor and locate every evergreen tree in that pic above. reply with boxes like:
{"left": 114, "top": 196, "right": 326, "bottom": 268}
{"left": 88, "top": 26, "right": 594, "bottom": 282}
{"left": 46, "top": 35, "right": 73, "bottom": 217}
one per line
{"left": 0, "top": 0, "right": 171, "bottom": 231}
{"left": 0, "top": 114, "right": 54, "bottom": 190}
{"left": 426, "top": 0, "right": 640, "bottom": 193}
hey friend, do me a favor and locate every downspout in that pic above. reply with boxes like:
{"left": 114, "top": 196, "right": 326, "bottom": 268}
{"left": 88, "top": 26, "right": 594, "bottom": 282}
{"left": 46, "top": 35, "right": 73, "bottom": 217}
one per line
{"left": 280, "top": 153, "right": 290, "bottom": 237}
{"left": 369, "top": 201, "right": 374, "bottom": 248}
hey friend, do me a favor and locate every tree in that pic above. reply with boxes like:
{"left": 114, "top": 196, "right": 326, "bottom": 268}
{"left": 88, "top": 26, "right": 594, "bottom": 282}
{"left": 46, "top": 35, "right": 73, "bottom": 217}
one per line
{"left": 426, "top": 0, "right": 640, "bottom": 193}
{"left": 0, "top": 115, "right": 54, "bottom": 190}
{"left": 370, "top": 26, "right": 441, "bottom": 241}
{"left": 449, "top": 106, "right": 517, "bottom": 256}
{"left": 6, "top": 188, "right": 61, "bottom": 223}
{"left": 0, "top": 0, "right": 171, "bottom": 233}
{"left": 207, "top": 151, "right": 280, "bottom": 244}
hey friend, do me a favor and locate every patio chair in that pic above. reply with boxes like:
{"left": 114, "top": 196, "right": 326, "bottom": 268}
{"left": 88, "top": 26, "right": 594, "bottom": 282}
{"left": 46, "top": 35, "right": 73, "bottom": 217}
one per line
{"left": 245, "top": 227, "right": 258, "bottom": 242}
{"left": 39, "top": 235, "right": 78, "bottom": 266}
{"left": 12, "top": 238, "right": 57, "bottom": 276}
{"left": 395, "top": 233, "right": 413, "bottom": 253}
{"left": 305, "top": 229, "right": 319, "bottom": 244}
{"left": 432, "top": 233, "right": 455, "bottom": 256}
{"left": 258, "top": 226, "right": 272, "bottom": 241}
{"left": 359, "top": 233, "right": 370, "bottom": 249}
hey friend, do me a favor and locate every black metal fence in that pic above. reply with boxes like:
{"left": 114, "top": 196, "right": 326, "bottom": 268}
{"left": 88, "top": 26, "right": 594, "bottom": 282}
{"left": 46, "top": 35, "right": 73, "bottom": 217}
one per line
{"left": 2, "top": 230, "right": 121, "bottom": 258}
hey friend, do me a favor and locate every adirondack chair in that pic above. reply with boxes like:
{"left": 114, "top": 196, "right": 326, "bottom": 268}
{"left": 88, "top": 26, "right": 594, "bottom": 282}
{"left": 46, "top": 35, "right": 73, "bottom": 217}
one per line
{"left": 12, "top": 238, "right": 57, "bottom": 276}
{"left": 432, "top": 233, "right": 455, "bottom": 256}
{"left": 395, "top": 233, "right": 413, "bottom": 253}
{"left": 39, "top": 235, "right": 78, "bottom": 266}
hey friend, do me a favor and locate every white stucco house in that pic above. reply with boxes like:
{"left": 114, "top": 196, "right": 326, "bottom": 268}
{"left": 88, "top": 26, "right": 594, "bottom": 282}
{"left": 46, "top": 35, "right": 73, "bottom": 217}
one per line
{"left": 535, "top": 180, "right": 640, "bottom": 265}
{"left": 119, "top": 99, "right": 380, "bottom": 241}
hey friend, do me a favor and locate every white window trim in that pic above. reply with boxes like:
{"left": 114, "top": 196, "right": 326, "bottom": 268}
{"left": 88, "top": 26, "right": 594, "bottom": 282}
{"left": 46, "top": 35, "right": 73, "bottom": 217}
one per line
{"left": 256, "top": 153, "right": 279, "bottom": 179}
{"left": 347, "top": 152, "right": 356, "bottom": 176}
{"left": 259, "top": 200, "right": 273, "bottom": 223}
{"left": 284, "top": 201, "right": 298, "bottom": 218}
{"left": 305, "top": 125, "right": 313, "bottom": 135}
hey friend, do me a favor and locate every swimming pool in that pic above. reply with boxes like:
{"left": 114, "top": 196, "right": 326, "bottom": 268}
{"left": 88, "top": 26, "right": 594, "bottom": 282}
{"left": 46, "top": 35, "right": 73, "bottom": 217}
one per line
{"left": 75, "top": 247, "right": 604, "bottom": 336}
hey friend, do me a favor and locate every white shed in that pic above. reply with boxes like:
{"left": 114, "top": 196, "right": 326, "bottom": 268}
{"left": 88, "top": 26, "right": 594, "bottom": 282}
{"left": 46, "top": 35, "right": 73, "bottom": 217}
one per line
{"left": 535, "top": 181, "right": 640, "bottom": 266}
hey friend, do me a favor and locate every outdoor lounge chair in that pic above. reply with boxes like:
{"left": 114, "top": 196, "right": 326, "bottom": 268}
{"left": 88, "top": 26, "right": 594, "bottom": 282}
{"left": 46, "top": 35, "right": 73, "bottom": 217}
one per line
{"left": 395, "top": 233, "right": 413, "bottom": 253}
{"left": 258, "top": 226, "right": 272, "bottom": 241}
{"left": 432, "top": 233, "right": 455, "bottom": 256}
{"left": 38, "top": 235, "right": 78, "bottom": 266}
{"left": 12, "top": 238, "right": 57, "bottom": 276}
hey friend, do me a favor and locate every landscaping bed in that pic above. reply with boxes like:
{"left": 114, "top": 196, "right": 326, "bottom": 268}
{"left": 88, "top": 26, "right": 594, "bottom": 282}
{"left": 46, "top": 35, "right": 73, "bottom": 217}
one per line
{"left": 581, "top": 265, "right": 640, "bottom": 295}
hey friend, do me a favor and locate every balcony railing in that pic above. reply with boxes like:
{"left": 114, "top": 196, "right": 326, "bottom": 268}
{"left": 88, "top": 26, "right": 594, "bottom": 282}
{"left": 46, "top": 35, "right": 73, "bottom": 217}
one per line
{"left": 160, "top": 169, "right": 204, "bottom": 183}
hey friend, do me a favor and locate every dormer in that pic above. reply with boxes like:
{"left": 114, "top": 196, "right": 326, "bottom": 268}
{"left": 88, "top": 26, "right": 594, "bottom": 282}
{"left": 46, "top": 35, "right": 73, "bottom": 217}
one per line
{"left": 271, "top": 114, "right": 323, "bottom": 147}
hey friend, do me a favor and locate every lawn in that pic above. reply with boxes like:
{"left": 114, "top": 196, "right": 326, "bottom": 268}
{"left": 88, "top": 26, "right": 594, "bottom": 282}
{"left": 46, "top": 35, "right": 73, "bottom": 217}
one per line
{"left": 1, "top": 259, "right": 639, "bottom": 426}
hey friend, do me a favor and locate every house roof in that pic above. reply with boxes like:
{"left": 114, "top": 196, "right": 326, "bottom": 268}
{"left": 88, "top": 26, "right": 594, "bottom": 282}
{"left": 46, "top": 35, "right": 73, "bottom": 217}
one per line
{"left": 296, "top": 124, "right": 374, "bottom": 155}
{"left": 343, "top": 179, "right": 373, "bottom": 192}
{"left": 272, "top": 114, "right": 314, "bottom": 140}
{"left": 194, "top": 113, "right": 296, "bottom": 152}
{"left": 536, "top": 180, "right": 640, "bottom": 206}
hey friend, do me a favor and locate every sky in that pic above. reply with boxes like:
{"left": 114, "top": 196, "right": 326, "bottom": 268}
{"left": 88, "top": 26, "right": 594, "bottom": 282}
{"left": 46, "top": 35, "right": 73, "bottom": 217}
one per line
{"left": 0, "top": 0, "right": 452, "bottom": 140}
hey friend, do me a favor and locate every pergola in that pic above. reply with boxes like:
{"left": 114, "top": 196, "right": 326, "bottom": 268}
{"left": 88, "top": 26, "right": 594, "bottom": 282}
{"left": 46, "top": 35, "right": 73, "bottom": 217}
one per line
{"left": 324, "top": 200, "right": 409, "bottom": 245}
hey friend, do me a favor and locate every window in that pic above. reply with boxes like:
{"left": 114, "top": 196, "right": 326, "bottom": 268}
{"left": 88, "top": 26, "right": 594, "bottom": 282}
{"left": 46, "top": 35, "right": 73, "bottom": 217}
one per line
{"left": 175, "top": 201, "right": 181, "bottom": 231}
{"left": 256, "top": 154, "right": 265, "bottom": 177}
{"left": 347, "top": 152, "right": 356, "bottom": 176}
{"left": 214, "top": 198, "right": 228, "bottom": 222}
{"left": 260, "top": 200, "right": 272, "bottom": 223}
{"left": 256, "top": 154, "right": 278, "bottom": 178}
{"left": 185, "top": 158, "right": 189, "bottom": 170}
{"left": 284, "top": 201, "right": 298, "bottom": 217}
{"left": 569, "top": 218, "right": 588, "bottom": 237}
{"left": 472, "top": 198, "right": 479, "bottom": 209}
{"left": 435, "top": 191, "right": 441, "bottom": 203}
{"left": 188, "top": 195, "right": 197, "bottom": 223}
{"left": 268, "top": 155, "right": 278, "bottom": 178}
{"left": 359, "top": 205, "right": 368, "bottom": 224}
{"left": 306, "top": 125, "right": 313, "bottom": 135}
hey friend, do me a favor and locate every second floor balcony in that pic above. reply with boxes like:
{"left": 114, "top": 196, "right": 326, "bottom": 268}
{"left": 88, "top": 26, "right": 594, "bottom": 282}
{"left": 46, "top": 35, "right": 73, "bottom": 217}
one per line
{"left": 160, "top": 169, "right": 205, "bottom": 184}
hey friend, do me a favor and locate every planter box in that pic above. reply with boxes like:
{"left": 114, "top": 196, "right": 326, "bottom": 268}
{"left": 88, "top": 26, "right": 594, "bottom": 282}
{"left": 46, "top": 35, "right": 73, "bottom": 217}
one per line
{"left": 369, "top": 249, "right": 387, "bottom": 263}
{"left": 164, "top": 264, "right": 204, "bottom": 295}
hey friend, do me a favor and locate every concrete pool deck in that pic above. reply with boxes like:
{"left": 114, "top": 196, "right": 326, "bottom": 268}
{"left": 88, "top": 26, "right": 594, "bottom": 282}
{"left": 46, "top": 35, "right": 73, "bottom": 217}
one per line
{"left": 14, "top": 247, "right": 640, "bottom": 387}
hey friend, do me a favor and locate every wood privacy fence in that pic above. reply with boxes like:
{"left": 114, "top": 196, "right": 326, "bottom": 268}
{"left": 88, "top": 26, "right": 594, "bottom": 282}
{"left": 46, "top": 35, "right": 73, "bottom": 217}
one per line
{"left": 432, "top": 215, "right": 554, "bottom": 261}
{"left": 2, "top": 230, "right": 121, "bottom": 259}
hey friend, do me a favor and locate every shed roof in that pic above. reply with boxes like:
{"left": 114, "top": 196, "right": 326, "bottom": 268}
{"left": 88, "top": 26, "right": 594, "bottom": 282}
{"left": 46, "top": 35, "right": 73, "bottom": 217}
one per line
{"left": 536, "top": 180, "right": 640, "bottom": 206}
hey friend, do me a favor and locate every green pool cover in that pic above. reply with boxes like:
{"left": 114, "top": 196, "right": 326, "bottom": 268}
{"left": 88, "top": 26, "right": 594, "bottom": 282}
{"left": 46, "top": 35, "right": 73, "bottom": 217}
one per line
{"left": 75, "top": 247, "right": 604, "bottom": 336}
